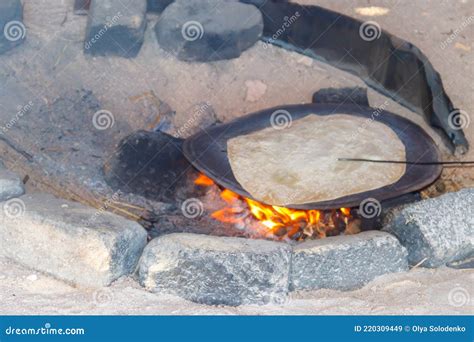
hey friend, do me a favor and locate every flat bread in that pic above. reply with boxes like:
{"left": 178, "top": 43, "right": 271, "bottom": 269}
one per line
{"left": 227, "top": 114, "right": 406, "bottom": 206}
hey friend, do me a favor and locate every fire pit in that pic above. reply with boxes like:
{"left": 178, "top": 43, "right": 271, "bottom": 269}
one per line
{"left": 166, "top": 99, "right": 441, "bottom": 243}
{"left": 0, "top": 0, "right": 471, "bottom": 311}
{"left": 133, "top": 95, "right": 451, "bottom": 305}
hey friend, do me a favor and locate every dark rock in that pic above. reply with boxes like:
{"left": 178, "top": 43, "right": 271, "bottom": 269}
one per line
{"left": 383, "top": 188, "right": 474, "bottom": 267}
{"left": 0, "top": 0, "right": 26, "bottom": 55}
{"left": 103, "top": 130, "right": 195, "bottom": 202}
{"left": 0, "top": 193, "right": 147, "bottom": 287}
{"left": 139, "top": 233, "right": 291, "bottom": 306}
{"left": 312, "top": 87, "right": 369, "bottom": 106}
{"left": 85, "top": 0, "right": 147, "bottom": 57}
{"left": 155, "top": 0, "right": 263, "bottom": 62}
{"left": 361, "top": 192, "right": 423, "bottom": 232}
{"left": 147, "top": 0, "right": 174, "bottom": 13}
{"left": 290, "top": 231, "right": 408, "bottom": 291}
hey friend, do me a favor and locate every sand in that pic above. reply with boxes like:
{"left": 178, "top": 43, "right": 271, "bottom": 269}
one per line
{"left": 0, "top": 256, "right": 472, "bottom": 315}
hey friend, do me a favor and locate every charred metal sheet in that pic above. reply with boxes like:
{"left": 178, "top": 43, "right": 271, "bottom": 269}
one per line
{"left": 183, "top": 103, "right": 442, "bottom": 210}
{"left": 243, "top": 0, "right": 468, "bottom": 154}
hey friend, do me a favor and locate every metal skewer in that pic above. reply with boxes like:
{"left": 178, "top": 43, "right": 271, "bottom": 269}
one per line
{"left": 338, "top": 158, "right": 474, "bottom": 166}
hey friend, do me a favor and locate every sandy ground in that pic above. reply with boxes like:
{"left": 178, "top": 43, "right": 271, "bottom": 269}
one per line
{"left": 0, "top": 0, "right": 473, "bottom": 315}
{"left": 0, "top": 256, "right": 472, "bottom": 315}
{"left": 0, "top": 0, "right": 472, "bottom": 189}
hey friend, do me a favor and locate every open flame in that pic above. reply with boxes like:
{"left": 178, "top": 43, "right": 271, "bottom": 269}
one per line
{"left": 195, "top": 174, "right": 357, "bottom": 241}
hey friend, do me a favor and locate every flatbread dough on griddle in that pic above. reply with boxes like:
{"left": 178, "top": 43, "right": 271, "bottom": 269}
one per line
{"left": 227, "top": 114, "right": 406, "bottom": 206}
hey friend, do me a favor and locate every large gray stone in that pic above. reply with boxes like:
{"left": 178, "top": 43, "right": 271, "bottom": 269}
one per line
{"left": 0, "top": 0, "right": 26, "bottom": 55}
{"left": 383, "top": 188, "right": 474, "bottom": 267}
{"left": 155, "top": 0, "right": 263, "bottom": 61}
{"left": 0, "top": 193, "right": 147, "bottom": 287}
{"left": 139, "top": 233, "right": 291, "bottom": 306}
{"left": 0, "top": 168, "right": 24, "bottom": 201}
{"left": 290, "top": 231, "right": 408, "bottom": 291}
{"left": 84, "top": 0, "right": 147, "bottom": 57}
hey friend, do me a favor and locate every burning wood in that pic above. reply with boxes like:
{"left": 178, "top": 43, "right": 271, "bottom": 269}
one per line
{"left": 195, "top": 174, "right": 360, "bottom": 241}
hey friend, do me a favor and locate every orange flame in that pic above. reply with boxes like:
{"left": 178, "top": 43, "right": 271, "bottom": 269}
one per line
{"left": 195, "top": 174, "right": 351, "bottom": 239}
{"left": 195, "top": 174, "right": 215, "bottom": 186}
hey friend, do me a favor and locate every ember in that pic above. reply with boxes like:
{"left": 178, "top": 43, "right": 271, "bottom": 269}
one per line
{"left": 195, "top": 174, "right": 360, "bottom": 241}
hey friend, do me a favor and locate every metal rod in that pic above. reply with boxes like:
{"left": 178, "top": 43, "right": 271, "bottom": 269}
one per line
{"left": 338, "top": 158, "right": 474, "bottom": 165}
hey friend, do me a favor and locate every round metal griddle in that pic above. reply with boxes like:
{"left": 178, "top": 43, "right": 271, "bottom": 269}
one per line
{"left": 182, "top": 104, "right": 442, "bottom": 210}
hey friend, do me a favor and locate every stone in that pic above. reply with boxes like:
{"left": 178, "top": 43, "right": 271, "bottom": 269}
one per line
{"left": 0, "top": 168, "right": 24, "bottom": 201}
{"left": 103, "top": 130, "right": 196, "bottom": 202}
{"left": 84, "top": 0, "right": 147, "bottom": 57}
{"left": 383, "top": 188, "right": 474, "bottom": 267}
{"left": 139, "top": 233, "right": 291, "bottom": 306}
{"left": 155, "top": 0, "right": 263, "bottom": 62}
{"left": 0, "top": 0, "right": 26, "bottom": 55}
{"left": 0, "top": 193, "right": 147, "bottom": 287}
{"left": 290, "top": 231, "right": 408, "bottom": 291}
